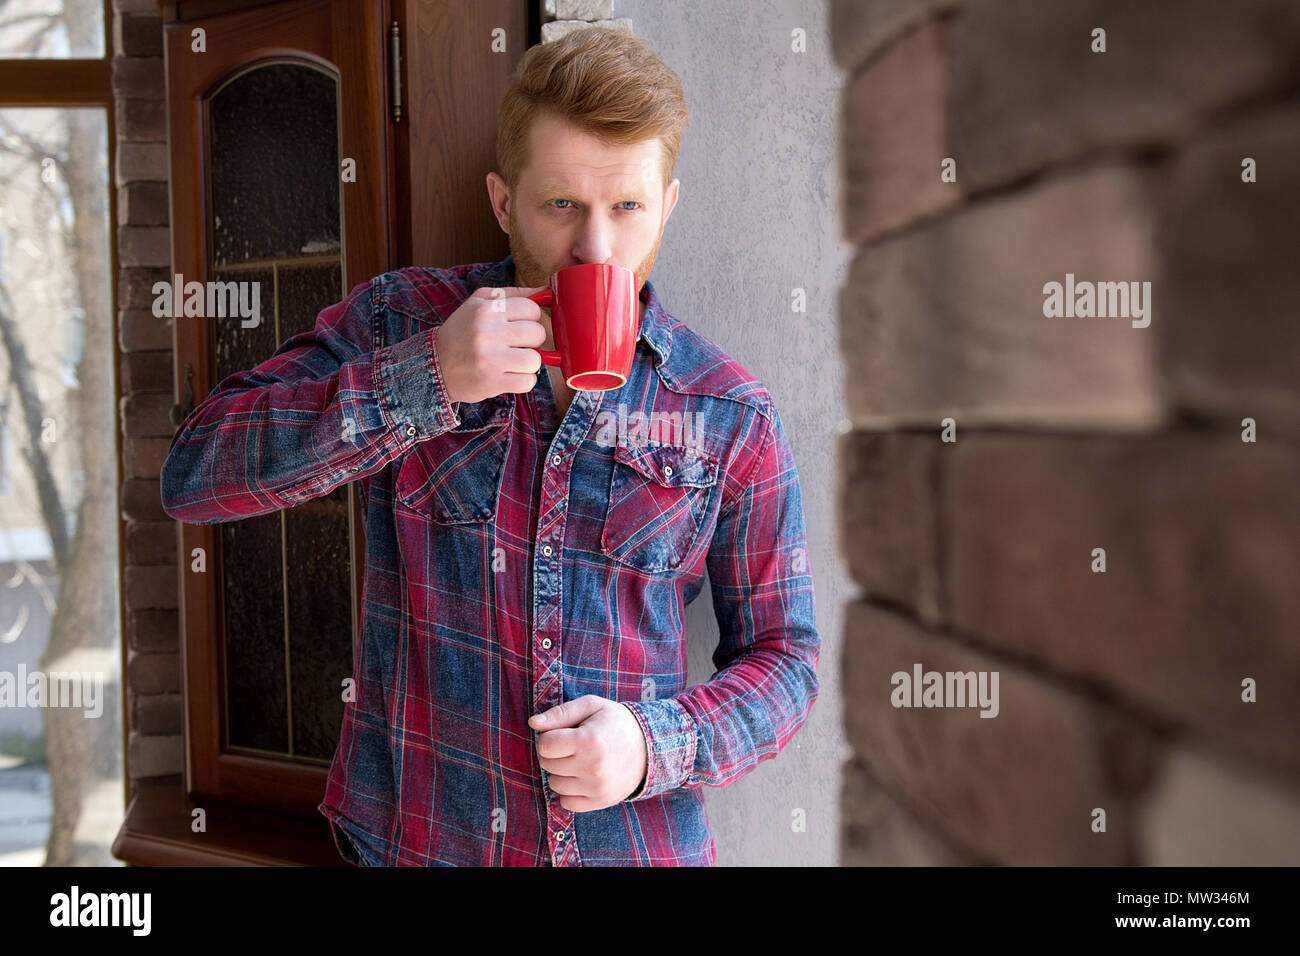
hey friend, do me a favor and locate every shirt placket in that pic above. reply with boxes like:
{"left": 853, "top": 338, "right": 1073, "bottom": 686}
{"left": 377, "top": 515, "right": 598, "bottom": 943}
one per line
{"left": 531, "top": 383, "right": 602, "bottom": 867}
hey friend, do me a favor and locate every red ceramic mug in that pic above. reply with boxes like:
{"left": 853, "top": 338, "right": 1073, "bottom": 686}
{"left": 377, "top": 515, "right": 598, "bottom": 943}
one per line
{"left": 526, "top": 262, "right": 638, "bottom": 391}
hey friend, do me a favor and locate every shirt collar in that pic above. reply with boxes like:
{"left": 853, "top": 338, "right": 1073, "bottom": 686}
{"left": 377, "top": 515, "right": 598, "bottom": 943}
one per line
{"left": 489, "top": 254, "right": 673, "bottom": 367}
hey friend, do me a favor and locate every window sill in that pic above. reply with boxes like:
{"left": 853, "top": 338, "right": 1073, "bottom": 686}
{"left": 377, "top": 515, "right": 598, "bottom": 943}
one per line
{"left": 112, "top": 774, "right": 347, "bottom": 866}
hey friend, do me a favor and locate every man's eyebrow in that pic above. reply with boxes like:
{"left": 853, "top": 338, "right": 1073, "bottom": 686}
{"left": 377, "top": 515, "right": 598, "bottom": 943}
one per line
{"left": 535, "top": 182, "right": 651, "bottom": 200}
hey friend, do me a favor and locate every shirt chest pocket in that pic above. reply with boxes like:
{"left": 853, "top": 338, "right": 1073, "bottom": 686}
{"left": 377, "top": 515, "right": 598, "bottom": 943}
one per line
{"left": 394, "top": 416, "right": 511, "bottom": 523}
{"left": 600, "top": 442, "right": 719, "bottom": 573}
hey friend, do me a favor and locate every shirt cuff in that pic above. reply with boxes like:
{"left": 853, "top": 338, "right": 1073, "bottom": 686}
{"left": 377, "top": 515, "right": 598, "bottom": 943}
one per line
{"left": 620, "top": 697, "right": 698, "bottom": 801}
{"left": 374, "top": 325, "right": 460, "bottom": 439}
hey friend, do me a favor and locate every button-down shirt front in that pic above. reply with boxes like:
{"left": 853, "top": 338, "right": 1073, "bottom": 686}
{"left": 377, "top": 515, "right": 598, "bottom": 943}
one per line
{"left": 160, "top": 254, "right": 821, "bottom": 866}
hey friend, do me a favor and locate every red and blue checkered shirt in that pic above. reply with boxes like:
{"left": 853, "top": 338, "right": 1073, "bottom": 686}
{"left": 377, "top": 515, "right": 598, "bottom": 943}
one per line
{"left": 160, "top": 254, "right": 821, "bottom": 865}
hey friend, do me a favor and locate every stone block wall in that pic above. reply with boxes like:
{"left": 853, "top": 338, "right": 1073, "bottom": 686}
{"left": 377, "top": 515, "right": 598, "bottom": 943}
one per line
{"left": 834, "top": 0, "right": 1300, "bottom": 865}
{"left": 541, "top": 0, "right": 628, "bottom": 40}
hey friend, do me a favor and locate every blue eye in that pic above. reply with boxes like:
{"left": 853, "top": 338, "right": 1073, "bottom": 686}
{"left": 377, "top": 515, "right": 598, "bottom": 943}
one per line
{"left": 548, "top": 199, "right": 641, "bottom": 212}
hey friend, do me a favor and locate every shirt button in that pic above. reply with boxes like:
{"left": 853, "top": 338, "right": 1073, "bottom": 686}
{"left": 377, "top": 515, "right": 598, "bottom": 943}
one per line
{"left": 542, "top": 545, "right": 552, "bottom": 556}
{"left": 664, "top": 465, "right": 673, "bottom": 477}
{"left": 551, "top": 454, "right": 562, "bottom": 466}
{"left": 404, "top": 423, "right": 416, "bottom": 437}
{"left": 541, "top": 638, "right": 551, "bottom": 649}
{"left": 556, "top": 830, "right": 566, "bottom": 841}
{"left": 349, "top": 465, "right": 360, "bottom": 472}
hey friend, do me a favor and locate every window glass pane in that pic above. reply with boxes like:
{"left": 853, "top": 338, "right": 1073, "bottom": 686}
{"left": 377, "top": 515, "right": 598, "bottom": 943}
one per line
{"left": 279, "top": 264, "right": 349, "bottom": 763}
{"left": 285, "top": 494, "right": 351, "bottom": 762}
{"left": 206, "top": 64, "right": 350, "bottom": 763}
{"left": 209, "top": 63, "right": 341, "bottom": 266}
{"left": 0, "top": 105, "right": 120, "bottom": 866}
{"left": 220, "top": 512, "right": 289, "bottom": 754}
{"left": 0, "top": 0, "right": 105, "bottom": 59}
{"left": 208, "top": 269, "right": 288, "bottom": 754}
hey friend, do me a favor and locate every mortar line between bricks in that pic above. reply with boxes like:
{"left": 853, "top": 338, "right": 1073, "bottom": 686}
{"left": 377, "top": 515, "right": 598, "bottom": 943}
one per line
{"left": 849, "top": 422, "right": 1300, "bottom": 451}
{"left": 849, "top": 604, "right": 1165, "bottom": 864}
{"left": 855, "top": 87, "right": 1300, "bottom": 252}
{"left": 849, "top": 754, "right": 1001, "bottom": 865}
{"left": 854, "top": 594, "right": 1186, "bottom": 743}
{"left": 852, "top": 143, "right": 1169, "bottom": 250}
{"left": 858, "top": 593, "right": 1300, "bottom": 791}
{"left": 1191, "top": 83, "right": 1300, "bottom": 139}
{"left": 838, "top": 8, "right": 963, "bottom": 78}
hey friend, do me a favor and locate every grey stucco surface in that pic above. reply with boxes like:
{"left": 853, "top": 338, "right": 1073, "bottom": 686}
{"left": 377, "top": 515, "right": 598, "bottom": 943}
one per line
{"left": 609, "top": 0, "right": 853, "bottom": 865}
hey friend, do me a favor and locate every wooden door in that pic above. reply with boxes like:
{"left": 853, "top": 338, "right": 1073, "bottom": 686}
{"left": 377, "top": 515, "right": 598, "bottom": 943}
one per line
{"left": 166, "top": 0, "right": 389, "bottom": 818}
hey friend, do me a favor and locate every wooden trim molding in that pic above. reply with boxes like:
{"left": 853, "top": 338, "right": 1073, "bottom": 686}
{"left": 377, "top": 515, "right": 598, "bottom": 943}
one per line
{"left": 0, "top": 60, "right": 112, "bottom": 106}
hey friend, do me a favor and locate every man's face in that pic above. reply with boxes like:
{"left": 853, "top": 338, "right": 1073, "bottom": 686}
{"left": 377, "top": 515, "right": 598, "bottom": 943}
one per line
{"left": 487, "top": 109, "right": 681, "bottom": 314}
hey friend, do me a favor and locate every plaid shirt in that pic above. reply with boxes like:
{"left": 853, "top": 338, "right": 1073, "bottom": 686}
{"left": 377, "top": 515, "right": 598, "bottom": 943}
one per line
{"left": 160, "top": 254, "right": 821, "bottom": 866}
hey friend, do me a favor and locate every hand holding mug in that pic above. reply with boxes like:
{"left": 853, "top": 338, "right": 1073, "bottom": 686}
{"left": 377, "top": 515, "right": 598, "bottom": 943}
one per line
{"left": 435, "top": 285, "right": 551, "bottom": 404}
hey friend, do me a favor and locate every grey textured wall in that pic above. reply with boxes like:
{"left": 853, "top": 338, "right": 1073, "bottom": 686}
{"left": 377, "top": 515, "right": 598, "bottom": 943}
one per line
{"left": 615, "top": 0, "right": 852, "bottom": 865}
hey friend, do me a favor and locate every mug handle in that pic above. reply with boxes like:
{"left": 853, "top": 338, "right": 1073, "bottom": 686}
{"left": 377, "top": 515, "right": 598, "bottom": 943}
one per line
{"left": 527, "top": 288, "right": 561, "bottom": 366}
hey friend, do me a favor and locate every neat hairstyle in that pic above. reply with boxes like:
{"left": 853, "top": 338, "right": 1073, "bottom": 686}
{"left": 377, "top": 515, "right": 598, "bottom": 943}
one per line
{"left": 496, "top": 27, "right": 690, "bottom": 193}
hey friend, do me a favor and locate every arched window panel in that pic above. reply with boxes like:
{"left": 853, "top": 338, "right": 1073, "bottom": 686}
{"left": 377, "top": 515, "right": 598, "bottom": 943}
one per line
{"left": 205, "top": 61, "right": 351, "bottom": 763}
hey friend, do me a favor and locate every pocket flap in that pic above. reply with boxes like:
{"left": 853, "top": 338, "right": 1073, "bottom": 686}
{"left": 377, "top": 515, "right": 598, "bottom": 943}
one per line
{"left": 450, "top": 395, "right": 513, "bottom": 432}
{"left": 396, "top": 425, "right": 510, "bottom": 522}
{"left": 613, "top": 442, "right": 718, "bottom": 489}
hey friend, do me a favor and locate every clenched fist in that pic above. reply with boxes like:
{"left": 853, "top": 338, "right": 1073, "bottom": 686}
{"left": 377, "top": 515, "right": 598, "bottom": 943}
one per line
{"left": 435, "top": 285, "right": 551, "bottom": 405}
{"left": 529, "top": 695, "right": 650, "bottom": 811}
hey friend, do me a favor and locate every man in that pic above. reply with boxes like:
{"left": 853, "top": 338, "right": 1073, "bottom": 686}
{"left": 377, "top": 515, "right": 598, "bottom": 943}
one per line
{"left": 160, "top": 27, "right": 819, "bottom": 866}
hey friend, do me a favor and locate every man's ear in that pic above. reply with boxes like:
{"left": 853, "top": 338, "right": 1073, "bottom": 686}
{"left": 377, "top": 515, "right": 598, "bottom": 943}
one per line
{"left": 486, "top": 171, "right": 511, "bottom": 233}
{"left": 661, "top": 178, "right": 681, "bottom": 227}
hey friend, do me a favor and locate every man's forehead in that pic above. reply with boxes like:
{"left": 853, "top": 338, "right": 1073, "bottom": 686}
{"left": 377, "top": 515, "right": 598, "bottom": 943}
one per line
{"left": 527, "top": 156, "right": 662, "bottom": 195}
{"left": 524, "top": 113, "right": 662, "bottom": 189}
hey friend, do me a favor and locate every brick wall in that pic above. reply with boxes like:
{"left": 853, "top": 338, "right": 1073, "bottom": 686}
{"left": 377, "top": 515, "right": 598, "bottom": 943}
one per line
{"left": 835, "top": 0, "right": 1300, "bottom": 865}
{"left": 113, "top": 0, "right": 182, "bottom": 785}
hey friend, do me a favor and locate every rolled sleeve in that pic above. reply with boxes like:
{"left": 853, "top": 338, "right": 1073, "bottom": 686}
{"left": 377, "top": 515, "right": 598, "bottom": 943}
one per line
{"left": 375, "top": 324, "right": 461, "bottom": 438}
{"left": 619, "top": 697, "right": 699, "bottom": 801}
{"left": 159, "top": 277, "right": 466, "bottom": 524}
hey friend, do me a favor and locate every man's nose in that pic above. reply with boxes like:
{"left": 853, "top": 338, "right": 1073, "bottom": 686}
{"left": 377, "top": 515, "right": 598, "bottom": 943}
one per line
{"left": 571, "top": 226, "right": 616, "bottom": 265}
